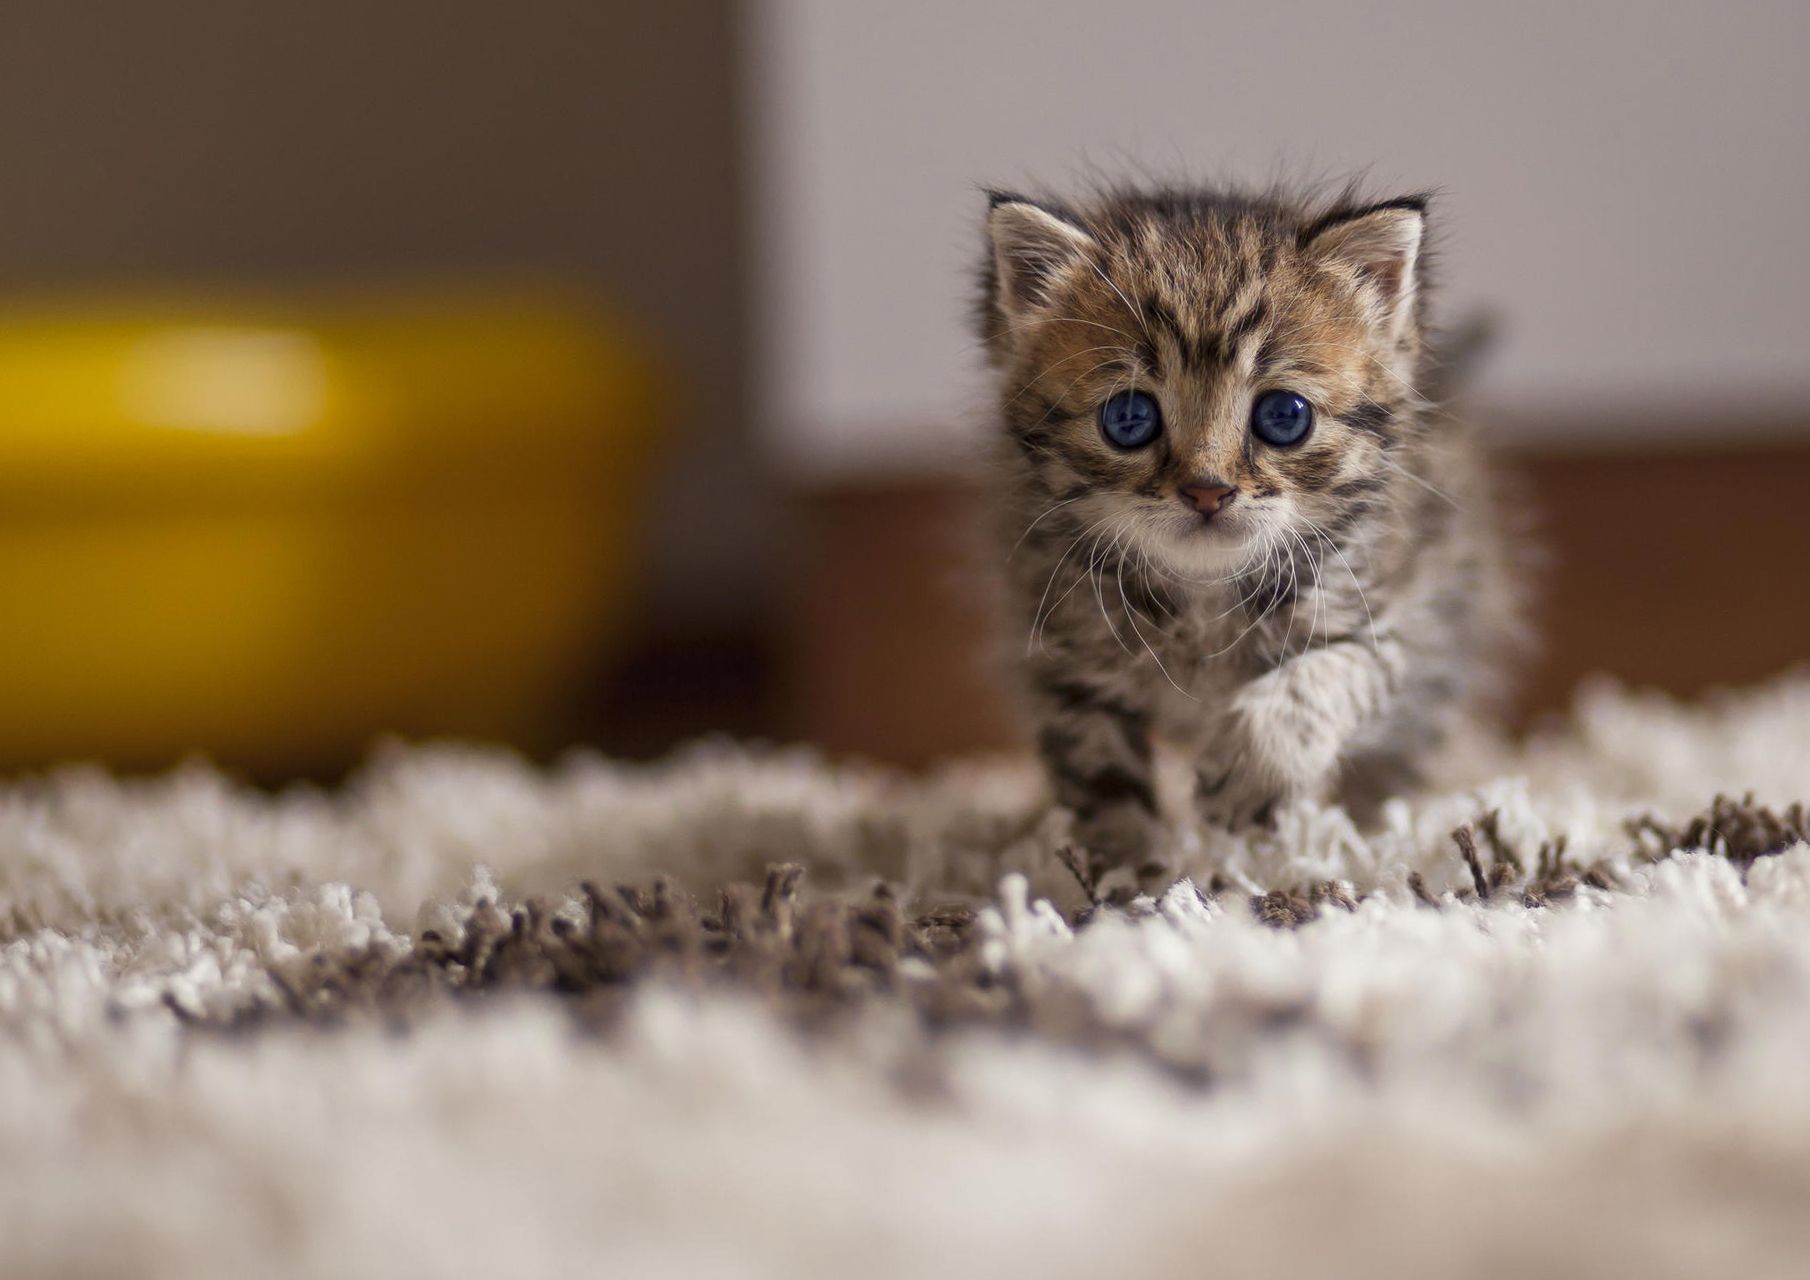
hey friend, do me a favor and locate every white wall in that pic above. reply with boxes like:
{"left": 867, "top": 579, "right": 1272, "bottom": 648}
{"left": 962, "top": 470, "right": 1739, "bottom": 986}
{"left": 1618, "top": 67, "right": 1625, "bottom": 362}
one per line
{"left": 746, "top": 0, "right": 1810, "bottom": 477}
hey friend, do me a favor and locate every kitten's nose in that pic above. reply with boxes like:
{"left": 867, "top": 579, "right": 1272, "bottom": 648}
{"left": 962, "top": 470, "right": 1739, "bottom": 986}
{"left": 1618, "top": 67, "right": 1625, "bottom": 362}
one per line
{"left": 1178, "top": 480, "right": 1239, "bottom": 517}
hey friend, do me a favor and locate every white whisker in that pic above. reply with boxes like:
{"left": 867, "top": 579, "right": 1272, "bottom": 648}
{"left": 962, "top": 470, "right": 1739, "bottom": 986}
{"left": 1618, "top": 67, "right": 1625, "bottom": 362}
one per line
{"left": 1115, "top": 529, "right": 1195, "bottom": 702}
{"left": 1008, "top": 494, "right": 1085, "bottom": 562}
{"left": 1092, "top": 519, "right": 1136, "bottom": 657}
{"left": 1297, "top": 514, "right": 1380, "bottom": 654}
{"left": 1027, "top": 512, "right": 1118, "bottom": 655}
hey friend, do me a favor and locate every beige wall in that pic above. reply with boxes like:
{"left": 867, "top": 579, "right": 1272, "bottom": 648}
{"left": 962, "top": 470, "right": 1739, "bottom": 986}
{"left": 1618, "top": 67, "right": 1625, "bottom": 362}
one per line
{"left": 747, "top": 0, "right": 1810, "bottom": 477}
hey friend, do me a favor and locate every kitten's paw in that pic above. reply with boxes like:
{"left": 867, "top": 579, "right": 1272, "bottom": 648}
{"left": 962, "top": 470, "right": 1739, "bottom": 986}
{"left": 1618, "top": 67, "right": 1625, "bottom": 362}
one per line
{"left": 1230, "top": 673, "right": 1345, "bottom": 780}
{"left": 1194, "top": 764, "right": 1283, "bottom": 832}
{"left": 1193, "top": 729, "right": 1335, "bottom": 832}
{"left": 1195, "top": 674, "right": 1344, "bottom": 830}
{"left": 1069, "top": 807, "right": 1157, "bottom": 880}
{"left": 1192, "top": 734, "right": 1274, "bottom": 831}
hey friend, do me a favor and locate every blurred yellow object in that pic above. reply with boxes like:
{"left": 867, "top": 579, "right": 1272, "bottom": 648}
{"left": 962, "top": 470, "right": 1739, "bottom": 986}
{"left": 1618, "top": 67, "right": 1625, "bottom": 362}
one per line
{"left": 0, "top": 291, "right": 660, "bottom": 771}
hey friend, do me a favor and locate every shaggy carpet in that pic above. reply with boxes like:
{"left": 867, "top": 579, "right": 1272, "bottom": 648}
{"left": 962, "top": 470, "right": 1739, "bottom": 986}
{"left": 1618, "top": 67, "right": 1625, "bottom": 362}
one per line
{"left": 6, "top": 678, "right": 1810, "bottom": 1278}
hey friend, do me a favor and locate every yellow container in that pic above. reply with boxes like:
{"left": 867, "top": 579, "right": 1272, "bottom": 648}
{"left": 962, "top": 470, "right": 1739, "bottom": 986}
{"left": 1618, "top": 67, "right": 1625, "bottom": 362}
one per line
{"left": 0, "top": 291, "right": 659, "bottom": 772}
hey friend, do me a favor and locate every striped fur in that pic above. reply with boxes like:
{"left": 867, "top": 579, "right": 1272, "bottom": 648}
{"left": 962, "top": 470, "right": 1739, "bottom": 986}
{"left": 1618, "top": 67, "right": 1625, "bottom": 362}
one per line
{"left": 978, "top": 182, "right": 1525, "bottom": 874}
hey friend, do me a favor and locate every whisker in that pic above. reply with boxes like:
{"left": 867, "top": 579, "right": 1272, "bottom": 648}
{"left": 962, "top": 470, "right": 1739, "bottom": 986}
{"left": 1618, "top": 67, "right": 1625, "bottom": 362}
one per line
{"left": 1202, "top": 533, "right": 1286, "bottom": 658}
{"left": 1027, "top": 512, "right": 1118, "bottom": 655}
{"left": 1014, "top": 356, "right": 1137, "bottom": 435}
{"left": 1005, "top": 345, "right": 1137, "bottom": 408}
{"left": 1376, "top": 454, "right": 1462, "bottom": 510}
{"left": 1268, "top": 340, "right": 1430, "bottom": 408}
{"left": 1032, "top": 511, "right": 1126, "bottom": 654}
{"left": 1082, "top": 258, "right": 1148, "bottom": 332}
{"left": 1282, "top": 525, "right": 1327, "bottom": 665}
{"left": 1092, "top": 518, "right": 1137, "bottom": 657}
{"left": 1008, "top": 493, "right": 1087, "bottom": 562}
{"left": 1116, "top": 532, "right": 1195, "bottom": 702}
{"left": 1274, "top": 533, "right": 1303, "bottom": 663}
{"left": 962, "top": 313, "right": 1138, "bottom": 354}
{"left": 1298, "top": 514, "right": 1380, "bottom": 654}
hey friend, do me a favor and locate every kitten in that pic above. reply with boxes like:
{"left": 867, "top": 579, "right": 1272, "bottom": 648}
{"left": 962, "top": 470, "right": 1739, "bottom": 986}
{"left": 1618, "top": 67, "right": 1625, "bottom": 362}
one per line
{"left": 976, "top": 182, "right": 1524, "bottom": 874}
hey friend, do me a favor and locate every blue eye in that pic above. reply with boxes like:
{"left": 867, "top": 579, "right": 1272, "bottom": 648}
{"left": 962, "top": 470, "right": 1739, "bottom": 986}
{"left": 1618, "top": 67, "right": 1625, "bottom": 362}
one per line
{"left": 1250, "top": 390, "right": 1314, "bottom": 447}
{"left": 1098, "top": 390, "right": 1163, "bottom": 450}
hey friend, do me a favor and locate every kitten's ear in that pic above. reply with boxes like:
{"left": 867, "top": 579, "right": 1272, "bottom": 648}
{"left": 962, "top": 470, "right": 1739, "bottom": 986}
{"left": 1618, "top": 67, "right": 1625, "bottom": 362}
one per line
{"left": 1303, "top": 197, "right": 1427, "bottom": 343}
{"left": 987, "top": 194, "right": 1097, "bottom": 317}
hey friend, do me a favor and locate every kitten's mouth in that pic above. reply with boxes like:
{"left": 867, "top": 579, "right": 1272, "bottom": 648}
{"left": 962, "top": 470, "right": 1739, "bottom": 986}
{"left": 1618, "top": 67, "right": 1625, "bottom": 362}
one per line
{"left": 1147, "top": 512, "right": 1257, "bottom": 579}
{"left": 1182, "top": 510, "right": 1248, "bottom": 541}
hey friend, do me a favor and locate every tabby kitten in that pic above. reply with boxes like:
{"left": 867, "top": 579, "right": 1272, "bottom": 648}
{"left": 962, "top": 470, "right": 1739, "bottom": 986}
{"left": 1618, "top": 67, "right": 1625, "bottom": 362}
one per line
{"left": 977, "top": 182, "right": 1521, "bottom": 872}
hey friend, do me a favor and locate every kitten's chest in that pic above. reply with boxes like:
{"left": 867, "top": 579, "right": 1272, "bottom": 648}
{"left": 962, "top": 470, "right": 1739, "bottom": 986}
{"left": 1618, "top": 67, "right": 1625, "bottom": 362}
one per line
{"left": 1133, "top": 590, "right": 1267, "bottom": 715}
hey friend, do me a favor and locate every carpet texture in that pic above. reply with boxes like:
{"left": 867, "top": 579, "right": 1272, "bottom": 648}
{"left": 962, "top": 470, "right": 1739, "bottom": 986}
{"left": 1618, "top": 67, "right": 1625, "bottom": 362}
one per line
{"left": 7, "top": 678, "right": 1810, "bottom": 1278}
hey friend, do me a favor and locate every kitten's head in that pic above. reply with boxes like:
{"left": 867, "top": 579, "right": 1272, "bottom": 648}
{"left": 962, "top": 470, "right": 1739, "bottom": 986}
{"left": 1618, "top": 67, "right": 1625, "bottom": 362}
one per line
{"left": 979, "top": 184, "right": 1430, "bottom": 580}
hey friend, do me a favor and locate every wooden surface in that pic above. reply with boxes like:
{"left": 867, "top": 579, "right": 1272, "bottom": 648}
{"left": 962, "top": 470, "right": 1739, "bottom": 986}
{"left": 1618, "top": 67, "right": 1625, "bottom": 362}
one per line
{"left": 785, "top": 443, "right": 1810, "bottom": 765}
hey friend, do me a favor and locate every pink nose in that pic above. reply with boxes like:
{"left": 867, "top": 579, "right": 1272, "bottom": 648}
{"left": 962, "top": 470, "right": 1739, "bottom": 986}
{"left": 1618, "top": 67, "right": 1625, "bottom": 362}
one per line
{"left": 1178, "top": 481, "right": 1239, "bottom": 517}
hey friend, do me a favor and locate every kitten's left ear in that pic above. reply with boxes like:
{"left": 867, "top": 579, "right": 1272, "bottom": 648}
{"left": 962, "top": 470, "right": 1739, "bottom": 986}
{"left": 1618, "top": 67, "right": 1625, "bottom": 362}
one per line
{"left": 1303, "top": 197, "right": 1427, "bottom": 344}
{"left": 986, "top": 194, "right": 1098, "bottom": 318}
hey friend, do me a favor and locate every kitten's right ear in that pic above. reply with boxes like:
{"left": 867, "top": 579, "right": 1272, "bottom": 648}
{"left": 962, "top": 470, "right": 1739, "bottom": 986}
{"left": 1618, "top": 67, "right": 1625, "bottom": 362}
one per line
{"left": 986, "top": 194, "right": 1096, "bottom": 317}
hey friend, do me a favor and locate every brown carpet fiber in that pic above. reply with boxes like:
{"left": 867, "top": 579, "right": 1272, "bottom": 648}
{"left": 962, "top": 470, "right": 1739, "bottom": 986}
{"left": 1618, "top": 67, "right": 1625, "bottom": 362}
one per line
{"left": 6, "top": 678, "right": 1810, "bottom": 1277}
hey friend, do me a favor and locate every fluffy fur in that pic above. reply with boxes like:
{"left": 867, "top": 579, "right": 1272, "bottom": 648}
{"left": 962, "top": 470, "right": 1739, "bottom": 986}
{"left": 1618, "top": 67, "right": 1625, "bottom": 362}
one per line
{"left": 977, "top": 181, "right": 1524, "bottom": 872}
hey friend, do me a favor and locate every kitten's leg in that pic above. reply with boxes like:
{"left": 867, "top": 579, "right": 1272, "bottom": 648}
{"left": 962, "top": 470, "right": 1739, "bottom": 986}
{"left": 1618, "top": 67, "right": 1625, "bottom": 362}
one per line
{"left": 1197, "top": 638, "right": 1408, "bottom": 830}
{"left": 1029, "top": 666, "right": 1160, "bottom": 874}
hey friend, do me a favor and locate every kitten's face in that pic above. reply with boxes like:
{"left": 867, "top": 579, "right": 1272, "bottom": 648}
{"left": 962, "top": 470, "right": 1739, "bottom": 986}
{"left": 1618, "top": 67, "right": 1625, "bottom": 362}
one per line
{"left": 984, "top": 192, "right": 1426, "bottom": 582}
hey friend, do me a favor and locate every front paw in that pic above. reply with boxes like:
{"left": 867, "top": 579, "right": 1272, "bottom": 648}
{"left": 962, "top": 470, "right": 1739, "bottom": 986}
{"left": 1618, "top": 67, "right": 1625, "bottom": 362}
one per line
{"left": 1194, "top": 701, "right": 1340, "bottom": 832}
{"left": 1194, "top": 760, "right": 1284, "bottom": 832}
{"left": 1070, "top": 805, "right": 1159, "bottom": 876}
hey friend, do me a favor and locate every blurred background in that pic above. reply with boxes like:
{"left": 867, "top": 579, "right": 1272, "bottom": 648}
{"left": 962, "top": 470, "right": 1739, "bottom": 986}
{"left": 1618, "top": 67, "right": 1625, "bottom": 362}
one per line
{"left": 0, "top": 0, "right": 1805, "bottom": 778}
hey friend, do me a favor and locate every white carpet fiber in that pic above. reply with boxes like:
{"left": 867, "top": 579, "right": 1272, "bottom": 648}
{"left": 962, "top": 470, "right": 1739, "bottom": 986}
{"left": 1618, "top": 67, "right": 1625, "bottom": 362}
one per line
{"left": 6, "top": 678, "right": 1810, "bottom": 1278}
